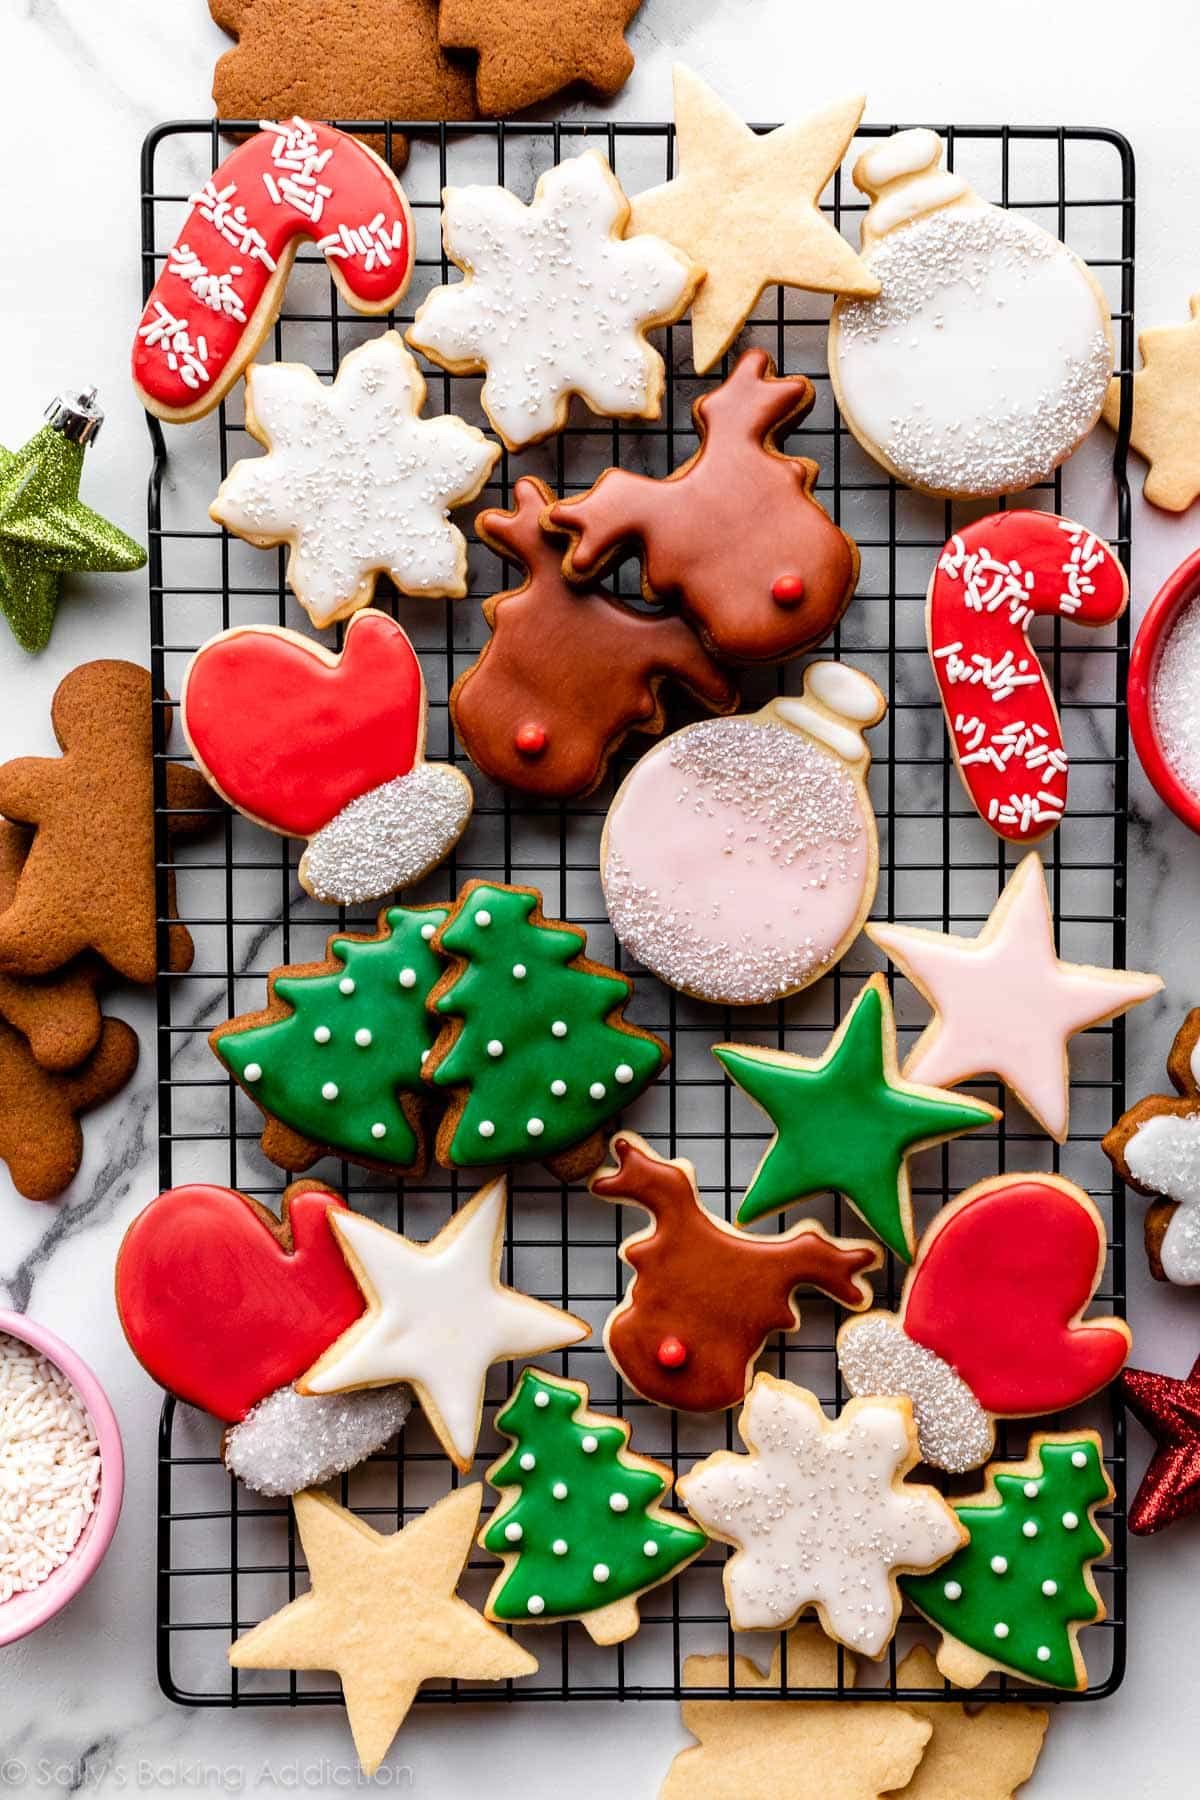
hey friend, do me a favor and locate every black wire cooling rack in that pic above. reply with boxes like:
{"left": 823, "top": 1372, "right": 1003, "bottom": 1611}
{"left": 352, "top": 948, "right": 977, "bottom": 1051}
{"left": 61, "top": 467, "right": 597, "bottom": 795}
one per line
{"left": 143, "top": 115, "right": 1136, "bottom": 1711}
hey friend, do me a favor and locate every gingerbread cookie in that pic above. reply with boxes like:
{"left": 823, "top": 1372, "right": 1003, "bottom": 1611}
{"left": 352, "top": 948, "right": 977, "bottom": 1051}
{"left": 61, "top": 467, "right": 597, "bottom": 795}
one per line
{"left": 0, "top": 661, "right": 212, "bottom": 985}
{"left": 550, "top": 351, "right": 859, "bottom": 665}
{"left": 829, "top": 129, "right": 1114, "bottom": 497}
{"left": 627, "top": 68, "right": 877, "bottom": 374}
{"left": 210, "top": 0, "right": 477, "bottom": 173}
{"left": 449, "top": 477, "right": 737, "bottom": 800}
{"left": 0, "top": 823, "right": 103, "bottom": 1071}
{"left": 438, "top": 0, "right": 640, "bottom": 114}
{"left": 600, "top": 663, "right": 886, "bottom": 1006}
{"left": 867, "top": 853, "right": 1162, "bottom": 1143}
{"left": 901, "top": 1432, "right": 1114, "bottom": 1691}
{"left": 0, "top": 1015, "right": 138, "bottom": 1203}
{"left": 589, "top": 1132, "right": 879, "bottom": 1413}
{"left": 408, "top": 152, "right": 699, "bottom": 450}
{"left": 182, "top": 611, "right": 473, "bottom": 905}
{"left": 210, "top": 333, "right": 498, "bottom": 628}
{"left": 678, "top": 1374, "right": 964, "bottom": 1656}
{"left": 426, "top": 880, "right": 667, "bottom": 1177}
{"left": 1104, "top": 1009, "right": 1200, "bottom": 1285}
{"left": 133, "top": 119, "right": 415, "bottom": 423}
{"left": 211, "top": 902, "right": 448, "bottom": 1177}
{"left": 1102, "top": 293, "right": 1200, "bottom": 511}
{"left": 837, "top": 1174, "right": 1131, "bottom": 1473}
{"left": 928, "top": 513, "right": 1128, "bottom": 842}
{"left": 479, "top": 1366, "right": 707, "bottom": 1645}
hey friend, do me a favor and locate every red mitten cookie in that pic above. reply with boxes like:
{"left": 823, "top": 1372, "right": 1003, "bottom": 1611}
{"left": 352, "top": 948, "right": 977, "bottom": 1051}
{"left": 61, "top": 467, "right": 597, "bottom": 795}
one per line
{"left": 0, "top": 1016, "right": 138, "bottom": 1202}
{"left": 0, "top": 822, "right": 103, "bottom": 1070}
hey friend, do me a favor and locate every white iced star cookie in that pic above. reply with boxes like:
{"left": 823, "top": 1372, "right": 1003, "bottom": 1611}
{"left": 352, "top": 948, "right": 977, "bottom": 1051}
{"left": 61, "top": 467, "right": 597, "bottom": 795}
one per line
{"left": 407, "top": 151, "right": 700, "bottom": 450}
{"left": 677, "top": 1373, "right": 964, "bottom": 1658}
{"left": 210, "top": 330, "right": 500, "bottom": 628}
{"left": 298, "top": 1176, "right": 589, "bottom": 1470}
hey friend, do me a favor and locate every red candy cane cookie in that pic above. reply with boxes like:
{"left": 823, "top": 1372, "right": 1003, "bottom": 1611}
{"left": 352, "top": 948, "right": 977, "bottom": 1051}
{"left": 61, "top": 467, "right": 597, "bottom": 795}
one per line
{"left": 132, "top": 119, "right": 414, "bottom": 423}
{"left": 926, "top": 512, "right": 1127, "bottom": 843}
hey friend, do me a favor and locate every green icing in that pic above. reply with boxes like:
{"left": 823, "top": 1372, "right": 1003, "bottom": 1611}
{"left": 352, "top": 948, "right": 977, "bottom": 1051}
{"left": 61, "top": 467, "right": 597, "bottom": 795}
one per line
{"left": 482, "top": 1369, "right": 706, "bottom": 1622}
{"left": 431, "top": 884, "right": 665, "bottom": 1166}
{"left": 715, "top": 980, "right": 995, "bottom": 1260}
{"left": 216, "top": 905, "right": 447, "bottom": 1169}
{"left": 901, "top": 1438, "right": 1110, "bottom": 1688}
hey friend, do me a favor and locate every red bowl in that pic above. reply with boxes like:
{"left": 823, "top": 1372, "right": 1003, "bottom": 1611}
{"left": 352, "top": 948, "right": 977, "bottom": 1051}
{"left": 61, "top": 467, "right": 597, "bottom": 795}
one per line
{"left": 1128, "top": 548, "right": 1200, "bottom": 836}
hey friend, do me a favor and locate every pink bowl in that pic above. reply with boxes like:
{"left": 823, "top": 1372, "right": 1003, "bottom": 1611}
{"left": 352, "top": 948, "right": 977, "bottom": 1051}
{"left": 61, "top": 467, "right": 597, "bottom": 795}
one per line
{"left": 0, "top": 1309, "right": 124, "bottom": 1645}
{"left": 1128, "top": 548, "right": 1200, "bottom": 836}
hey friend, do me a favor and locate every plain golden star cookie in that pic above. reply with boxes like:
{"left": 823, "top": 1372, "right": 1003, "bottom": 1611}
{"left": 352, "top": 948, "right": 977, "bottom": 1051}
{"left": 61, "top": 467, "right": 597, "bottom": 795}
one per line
{"left": 438, "top": 0, "right": 640, "bottom": 114}
{"left": 1103, "top": 292, "right": 1200, "bottom": 511}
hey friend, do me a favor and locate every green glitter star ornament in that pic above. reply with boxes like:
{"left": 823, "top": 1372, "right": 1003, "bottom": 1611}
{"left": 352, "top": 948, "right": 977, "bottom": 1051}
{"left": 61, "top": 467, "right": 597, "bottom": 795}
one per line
{"left": 714, "top": 975, "right": 1000, "bottom": 1260}
{"left": 0, "top": 391, "right": 146, "bottom": 653}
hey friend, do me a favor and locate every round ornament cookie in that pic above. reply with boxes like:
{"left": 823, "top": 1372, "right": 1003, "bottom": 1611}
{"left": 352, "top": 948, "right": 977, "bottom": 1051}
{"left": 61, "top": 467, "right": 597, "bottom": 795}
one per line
{"left": 599, "top": 661, "right": 885, "bottom": 1006}
{"left": 1103, "top": 1008, "right": 1200, "bottom": 1286}
{"left": 828, "top": 129, "right": 1114, "bottom": 498}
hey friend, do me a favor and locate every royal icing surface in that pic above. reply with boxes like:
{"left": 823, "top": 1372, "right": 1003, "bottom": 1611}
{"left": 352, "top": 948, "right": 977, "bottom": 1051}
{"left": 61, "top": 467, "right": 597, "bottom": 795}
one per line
{"left": 300, "top": 1180, "right": 587, "bottom": 1471}
{"left": 133, "top": 119, "right": 414, "bottom": 417}
{"left": 430, "top": 884, "right": 665, "bottom": 1168}
{"left": 1125, "top": 1113, "right": 1200, "bottom": 1283}
{"left": 831, "top": 131, "right": 1113, "bottom": 497}
{"left": 408, "top": 152, "right": 694, "bottom": 448}
{"left": 115, "top": 1183, "right": 364, "bottom": 1423}
{"left": 679, "top": 1377, "right": 963, "bottom": 1656}
{"left": 482, "top": 1368, "right": 705, "bottom": 1623}
{"left": 868, "top": 854, "right": 1161, "bottom": 1142}
{"left": 927, "top": 513, "right": 1128, "bottom": 842}
{"left": 210, "top": 332, "right": 499, "bottom": 627}
{"left": 902, "top": 1437, "right": 1111, "bottom": 1688}
{"left": 215, "top": 905, "right": 447, "bottom": 1171}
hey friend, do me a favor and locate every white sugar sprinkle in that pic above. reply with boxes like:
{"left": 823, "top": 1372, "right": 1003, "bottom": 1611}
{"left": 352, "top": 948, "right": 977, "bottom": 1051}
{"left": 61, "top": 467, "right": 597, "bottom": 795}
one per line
{"left": 1153, "top": 595, "right": 1200, "bottom": 800}
{"left": 0, "top": 1335, "right": 101, "bottom": 1601}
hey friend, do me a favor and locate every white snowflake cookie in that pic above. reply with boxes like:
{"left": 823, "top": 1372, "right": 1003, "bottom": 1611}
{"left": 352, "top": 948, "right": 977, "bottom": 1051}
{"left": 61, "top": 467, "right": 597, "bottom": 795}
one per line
{"left": 407, "top": 151, "right": 700, "bottom": 450}
{"left": 677, "top": 1373, "right": 965, "bottom": 1657}
{"left": 210, "top": 330, "right": 500, "bottom": 628}
{"left": 1105, "top": 1009, "right": 1200, "bottom": 1286}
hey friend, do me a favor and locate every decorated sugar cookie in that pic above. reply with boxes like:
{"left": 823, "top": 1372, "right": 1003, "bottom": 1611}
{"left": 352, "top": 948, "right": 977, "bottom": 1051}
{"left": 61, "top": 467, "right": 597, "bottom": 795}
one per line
{"left": 426, "top": 881, "right": 667, "bottom": 1178}
{"left": 549, "top": 349, "right": 861, "bottom": 666}
{"left": 407, "top": 152, "right": 699, "bottom": 450}
{"left": 867, "top": 853, "right": 1161, "bottom": 1142}
{"left": 209, "top": 333, "right": 498, "bottom": 627}
{"left": 588, "top": 1132, "right": 880, "bottom": 1413}
{"left": 829, "top": 129, "right": 1114, "bottom": 497}
{"left": 299, "top": 1178, "right": 588, "bottom": 1472}
{"left": 678, "top": 1374, "right": 964, "bottom": 1657}
{"left": 1121, "top": 1355, "right": 1200, "bottom": 1534}
{"left": 600, "top": 662, "right": 886, "bottom": 1006}
{"left": 1104, "top": 1009, "right": 1200, "bottom": 1285}
{"left": 715, "top": 976, "right": 997, "bottom": 1261}
{"left": 133, "top": 118, "right": 415, "bottom": 423}
{"left": 837, "top": 1175, "right": 1131, "bottom": 1473}
{"left": 1102, "top": 292, "right": 1200, "bottom": 511}
{"left": 479, "top": 1367, "right": 707, "bottom": 1644}
{"left": 927, "top": 512, "right": 1128, "bottom": 842}
{"left": 210, "top": 902, "right": 448, "bottom": 1177}
{"left": 901, "top": 1433, "right": 1114, "bottom": 1690}
{"left": 181, "top": 610, "right": 473, "bottom": 906}
{"left": 115, "top": 1181, "right": 410, "bottom": 1496}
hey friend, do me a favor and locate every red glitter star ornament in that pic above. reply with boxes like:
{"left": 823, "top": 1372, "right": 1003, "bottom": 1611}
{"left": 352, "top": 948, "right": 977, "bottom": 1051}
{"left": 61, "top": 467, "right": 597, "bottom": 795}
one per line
{"left": 1122, "top": 1354, "right": 1200, "bottom": 1534}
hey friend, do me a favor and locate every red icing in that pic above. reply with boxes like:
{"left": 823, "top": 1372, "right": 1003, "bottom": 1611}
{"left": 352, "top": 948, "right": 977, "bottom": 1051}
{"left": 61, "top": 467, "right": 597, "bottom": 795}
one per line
{"left": 656, "top": 1335, "right": 688, "bottom": 1369}
{"left": 181, "top": 610, "right": 423, "bottom": 837}
{"left": 132, "top": 119, "right": 413, "bottom": 415}
{"left": 772, "top": 574, "right": 806, "bottom": 605}
{"left": 927, "top": 512, "right": 1127, "bottom": 844}
{"left": 902, "top": 1177, "right": 1130, "bottom": 1417}
{"left": 115, "top": 1182, "right": 365, "bottom": 1423}
{"left": 515, "top": 722, "right": 547, "bottom": 756}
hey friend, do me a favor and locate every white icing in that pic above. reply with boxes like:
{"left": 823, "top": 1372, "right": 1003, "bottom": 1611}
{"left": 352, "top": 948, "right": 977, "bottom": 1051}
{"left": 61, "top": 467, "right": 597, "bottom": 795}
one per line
{"left": 1124, "top": 1111, "right": 1200, "bottom": 1284}
{"left": 211, "top": 331, "right": 499, "bottom": 627}
{"left": 804, "top": 661, "right": 885, "bottom": 723}
{"left": 408, "top": 152, "right": 693, "bottom": 448}
{"left": 856, "top": 128, "right": 945, "bottom": 190}
{"left": 679, "top": 1378, "right": 962, "bottom": 1656}
{"left": 772, "top": 698, "right": 868, "bottom": 763}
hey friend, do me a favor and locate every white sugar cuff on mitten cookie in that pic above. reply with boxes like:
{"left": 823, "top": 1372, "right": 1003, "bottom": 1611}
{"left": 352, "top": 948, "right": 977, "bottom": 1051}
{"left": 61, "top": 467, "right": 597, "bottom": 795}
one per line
{"left": 299, "top": 764, "right": 474, "bottom": 906}
{"left": 222, "top": 1382, "right": 411, "bottom": 1497}
{"left": 837, "top": 1313, "right": 994, "bottom": 1474}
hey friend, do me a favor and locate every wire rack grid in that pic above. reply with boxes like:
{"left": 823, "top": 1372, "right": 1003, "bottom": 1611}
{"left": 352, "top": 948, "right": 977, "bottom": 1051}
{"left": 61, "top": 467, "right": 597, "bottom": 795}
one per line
{"left": 142, "top": 114, "right": 1136, "bottom": 1712}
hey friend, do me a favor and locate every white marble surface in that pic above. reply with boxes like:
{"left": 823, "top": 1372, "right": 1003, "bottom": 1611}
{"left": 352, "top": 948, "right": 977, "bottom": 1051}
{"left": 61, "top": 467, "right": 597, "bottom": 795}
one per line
{"left": 4, "top": 0, "right": 1200, "bottom": 1793}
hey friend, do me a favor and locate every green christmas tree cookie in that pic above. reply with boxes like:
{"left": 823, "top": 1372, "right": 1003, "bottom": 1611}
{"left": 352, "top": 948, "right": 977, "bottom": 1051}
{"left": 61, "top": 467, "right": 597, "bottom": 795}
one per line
{"left": 901, "top": 1432, "right": 1114, "bottom": 1690}
{"left": 428, "top": 881, "right": 667, "bottom": 1175}
{"left": 480, "top": 1367, "right": 707, "bottom": 1644}
{"left": 211, "top": 903, "right": 447, "bottom": 1175}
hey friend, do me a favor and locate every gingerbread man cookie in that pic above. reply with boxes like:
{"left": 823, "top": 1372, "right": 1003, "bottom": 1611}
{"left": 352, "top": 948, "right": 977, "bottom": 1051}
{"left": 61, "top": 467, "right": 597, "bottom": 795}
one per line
{"left": 438, "top": 0, "right": 640, "bottom": 114}
{"left": 1102, "top": 293, "right": 1200, "bottom": 511}
{"left": 0, "top": 662, "right": 212, "bottom": 985}
{"left": 1104, "top": 1009, "right": 1200, "bottom": 1285}
{"left": 0, "top": 823, "right": 103, "bottom": 1071}
{"left": 551, "top": 350, "right": 860, "bottom": 665}
{"left": 450, "top": 478, "right": 737, "bottom": 800}
{"left": 0, "top": 1015, "right": 138, "bottom": 1202}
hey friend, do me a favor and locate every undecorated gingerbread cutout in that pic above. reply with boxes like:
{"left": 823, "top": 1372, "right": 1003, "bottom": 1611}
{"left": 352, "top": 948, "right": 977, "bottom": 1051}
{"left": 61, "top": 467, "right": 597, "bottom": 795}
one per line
{"left": 0, "top": 1015, "right": 139, "bottom": 1202}
{"left": 0, "top": 822, "right": 103, "bottom": 1070}
{"left": 450, "top": 478, "right": 737, "bottom": 798}
{"left": 438, "top": 0, "right": 640, "bottom": 115}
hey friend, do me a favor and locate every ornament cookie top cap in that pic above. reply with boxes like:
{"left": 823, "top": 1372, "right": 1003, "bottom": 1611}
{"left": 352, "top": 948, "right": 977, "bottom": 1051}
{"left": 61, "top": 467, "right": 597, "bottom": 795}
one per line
{"left": 769, "top": 659, "right": 887, "bottom": 770}
{"left": 46, "top": 388, "right": 103, "bottom": 446}
{"left": 854, "top": 128, "right": 971, "bottom": 243}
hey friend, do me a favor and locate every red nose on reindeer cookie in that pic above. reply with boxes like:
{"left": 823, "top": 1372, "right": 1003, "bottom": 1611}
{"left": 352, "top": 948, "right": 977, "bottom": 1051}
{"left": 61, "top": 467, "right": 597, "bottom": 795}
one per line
{"left": 837, "top": 1174, "right": 1131, "bottom": 1472}
{"left": 927, "top": 512, "right": 1128, "bottom": 843}
{"left": 181, "top": 610, "right": 473, "bottom": 905}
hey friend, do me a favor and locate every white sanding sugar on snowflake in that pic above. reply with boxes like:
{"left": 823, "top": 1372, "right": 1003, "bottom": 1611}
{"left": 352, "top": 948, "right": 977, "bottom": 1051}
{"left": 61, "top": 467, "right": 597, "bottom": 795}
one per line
{"left": 408, "top": 152, "right": 695, "bottom": 448}
{"left": 210, "top": 331, "right": 499, "bottom": 628}
{"left": 1125, "top": 1110, "right": 1200, "bottom": 1284}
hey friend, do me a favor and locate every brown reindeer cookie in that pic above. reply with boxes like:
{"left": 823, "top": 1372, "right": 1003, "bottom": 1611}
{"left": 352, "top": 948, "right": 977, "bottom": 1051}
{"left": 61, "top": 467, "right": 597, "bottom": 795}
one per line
{"left": 0, "top": 1015, "right": 139, "bottom": 1202}
{"left": 1104, "top": 1008, "right": 1200, "bottom": 1284}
